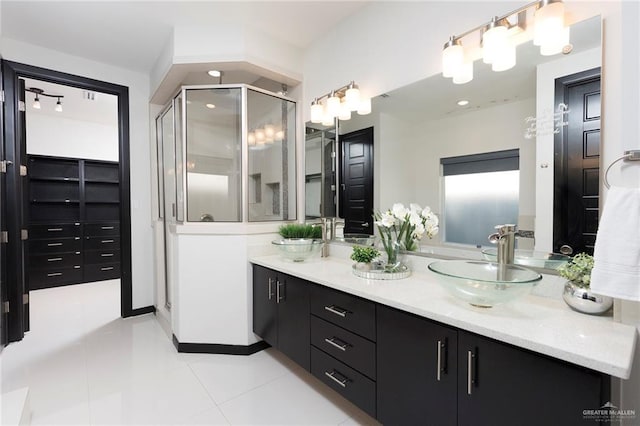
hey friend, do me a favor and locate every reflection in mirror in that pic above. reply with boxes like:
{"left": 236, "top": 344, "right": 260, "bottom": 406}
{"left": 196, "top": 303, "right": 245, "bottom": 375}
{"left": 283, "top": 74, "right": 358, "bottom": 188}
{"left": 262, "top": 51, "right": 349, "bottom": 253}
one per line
{"left": 305, "top": 15, "right": 601, "bottom": 267}
{"left": 305, "top": 123, "right": 336, "bottom": 219}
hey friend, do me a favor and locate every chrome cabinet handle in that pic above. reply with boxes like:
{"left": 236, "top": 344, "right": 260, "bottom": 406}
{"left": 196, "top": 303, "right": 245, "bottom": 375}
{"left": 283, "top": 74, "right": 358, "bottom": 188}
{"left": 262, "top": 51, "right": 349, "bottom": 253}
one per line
{"left": 324, "top": 337, "right": 349, "bottom": 351}
{"left": 47, "top": 272, "right": 62, "bottom": 277}
{"left": 276, "top": 280, "right": 284, "bottom": 303}
{"left": 268, "top": 278, "right": 274, "bottom": 300}
{"left": 101, "top": 253, "right": 114, "bottom": 257}
{"left": 437, "top": 340, "right": 443, "bottom": 381}
{"left": 47, "top": 228, "right": 63, "bottom": 232}
{"left": 324, "top": 370, "right": 348, "bottom": 388}
{"left": 101, "top": 226, "right": 115, "bottom": 230}
{"left": 47, "top": 242, "right": 63, "bottom": 247}
{"left": 362, "top": 222, "right": 369, "bottom": 227}
{"left": 101, "top": 240, "right": 114, "bottom": 243}
{"left": 101, "top": 267, "right": 114, "bottom": 271}
{"left": 324, "top": 305, "right": 348, "bottom": 317}
{"left": 467, "top": 350, "right": 475, "bottom": 395}
{"left": 47, "top": 257, "right": 62, "bottom": 262}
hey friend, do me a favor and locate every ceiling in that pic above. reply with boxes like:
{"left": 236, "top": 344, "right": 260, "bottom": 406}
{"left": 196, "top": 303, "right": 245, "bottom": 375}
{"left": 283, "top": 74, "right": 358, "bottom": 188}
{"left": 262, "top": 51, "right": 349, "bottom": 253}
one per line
{"left": 1, "top": 1, "right": 369, "bottom": 74}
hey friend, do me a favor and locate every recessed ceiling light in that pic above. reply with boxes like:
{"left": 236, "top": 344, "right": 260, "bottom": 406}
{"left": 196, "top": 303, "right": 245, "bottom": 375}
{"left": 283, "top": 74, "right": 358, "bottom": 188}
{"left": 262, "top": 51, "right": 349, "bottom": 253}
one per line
{"left": 205, "top": 103, "right": 216, "bottom": 109}
{"left": 207, "top": 70, "right": 221, "bottom": 77}
{"left": 457, "top": 100, "right": 469, "bottom": 106}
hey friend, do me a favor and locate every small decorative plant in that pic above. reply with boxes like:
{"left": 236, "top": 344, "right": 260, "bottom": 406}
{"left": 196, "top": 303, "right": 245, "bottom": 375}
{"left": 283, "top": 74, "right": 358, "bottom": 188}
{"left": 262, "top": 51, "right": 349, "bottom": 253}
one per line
{"left": 558, "top": 253, "right": 594, "bottom": 288}
{"left": 351, "top": 245, "right": 380, "bottom": 264}
{"left": 278, "top": 223, "right": 322, "bottom": 239}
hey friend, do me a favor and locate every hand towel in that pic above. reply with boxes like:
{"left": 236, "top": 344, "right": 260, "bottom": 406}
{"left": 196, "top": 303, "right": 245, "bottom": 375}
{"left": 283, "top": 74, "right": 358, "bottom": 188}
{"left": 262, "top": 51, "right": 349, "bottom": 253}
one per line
{"left": 590, "top": 186, "right": 640, "bottom": 301}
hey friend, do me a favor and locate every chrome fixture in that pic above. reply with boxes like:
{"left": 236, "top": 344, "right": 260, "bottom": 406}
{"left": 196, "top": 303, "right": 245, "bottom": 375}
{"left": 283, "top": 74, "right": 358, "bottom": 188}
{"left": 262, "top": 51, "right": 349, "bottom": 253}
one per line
{"left": 488, "top": 224, "right": 518, "bottom": 266}
{"left": 603, "top": 150, "right": 640, "bottom": 189}
{"left": 310, "top": 81, "right": 371, "bottom": 124}
{"left": 442, "top": 0, "right": 570, "bottom": 84}
{"left": 26, "top": 87, "right": 64, "bottom": 112}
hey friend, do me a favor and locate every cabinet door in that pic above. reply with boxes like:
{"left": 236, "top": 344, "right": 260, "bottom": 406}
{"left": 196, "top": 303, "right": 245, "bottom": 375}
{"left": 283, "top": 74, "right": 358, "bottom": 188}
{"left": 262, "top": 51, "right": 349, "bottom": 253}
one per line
{"left": 458, "top": 331, "right": 608, "bottom": 426}
{"left": 277, "top": 274, "right": 310, "bottom": 370}
{"left": 252, "top": 265, "right": 277, "bottom": 347}
{"left": 377, "top": 305, "right": 457, "bottom": 426}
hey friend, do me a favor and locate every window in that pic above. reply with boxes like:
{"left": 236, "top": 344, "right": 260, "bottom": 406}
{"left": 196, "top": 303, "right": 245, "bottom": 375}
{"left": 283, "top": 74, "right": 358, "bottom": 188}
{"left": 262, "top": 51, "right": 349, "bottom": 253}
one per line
{"left": 441, "top": 150, "right": 519, "bottom": 246}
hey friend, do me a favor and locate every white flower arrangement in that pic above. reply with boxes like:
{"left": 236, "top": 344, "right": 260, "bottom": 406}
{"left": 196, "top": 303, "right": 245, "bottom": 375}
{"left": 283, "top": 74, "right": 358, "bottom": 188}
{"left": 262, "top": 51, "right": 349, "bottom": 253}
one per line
{"left": 374, "top": 203, "right": 439, "bottom": 264}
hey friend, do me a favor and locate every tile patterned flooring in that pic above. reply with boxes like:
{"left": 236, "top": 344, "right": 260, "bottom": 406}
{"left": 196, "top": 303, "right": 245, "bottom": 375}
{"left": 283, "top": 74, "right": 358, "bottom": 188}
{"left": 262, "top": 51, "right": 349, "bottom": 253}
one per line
{"left": 0, "top": 280, "right": 379, "bottom": 425}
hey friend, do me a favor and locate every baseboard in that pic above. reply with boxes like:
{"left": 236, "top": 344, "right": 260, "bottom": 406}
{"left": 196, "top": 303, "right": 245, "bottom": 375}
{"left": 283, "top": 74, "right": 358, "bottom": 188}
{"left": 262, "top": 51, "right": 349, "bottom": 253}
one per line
{"left": 128, "top": 305, "right": 156, "bottom": 317}
{"left": 172, "top": 335, "right": 270, "bottom": 355}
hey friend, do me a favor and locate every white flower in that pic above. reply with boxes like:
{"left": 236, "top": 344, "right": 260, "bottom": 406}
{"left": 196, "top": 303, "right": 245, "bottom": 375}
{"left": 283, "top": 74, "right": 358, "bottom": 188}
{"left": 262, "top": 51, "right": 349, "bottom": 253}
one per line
{"left": 377, "top": 212, "right": 396, "bottom": 228}
{"left": 421, "top": 206, "right": 432, "bottom": 218}
{"left": 409, "top": 203, "right": 422, "bottom": 214}
{"left": 408, "top": 211, "right": 421, "bottom": 226}
{"left": 413, "top": 223, "right": 426, "bottom": 239}
{"left": 392, "top": 203, "right": 408, "bottom": 220}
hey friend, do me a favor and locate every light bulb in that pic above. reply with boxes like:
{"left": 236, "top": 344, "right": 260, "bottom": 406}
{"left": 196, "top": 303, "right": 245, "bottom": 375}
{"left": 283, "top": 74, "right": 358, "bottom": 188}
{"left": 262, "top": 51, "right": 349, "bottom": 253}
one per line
{"left": 357, "top": 98, "right": 372, "bottom": 115}
{"left": 33, "top": 96, "right": 41, "bottom": 109}
{"left": 310, "top": 101, "right": 324, "bottom": 124}
{"left": 338, "top": 99, "right": 352, "bottom": 120}
{"left": 540, "top": 26, "right": 570, "bottom": 56}
{"left": 483, "top": 19, "right": 509, "bottom": 65}
{"left": 453, "top": 60, "right": 473, "bottom": 85}
{"left": 491, "top": 42, "right": 516, "bottom": 71}
{"left": 275, "top": 130, "right": 284, "bottom": 142}
{"left": 345, "top": 82, "right": 360, "bottom": 111}
{"left": 264, "top": 124, "right": 275, "bottom": 138}
{"left": 326, "top": 92, "right": 341, "bottom": 118}
{"left": 55, "top": 99, "right": 63, "bottom": 112}
{"left": 534, "top": 1, "right": 565, "bottom": 47}
{"left": 442, "top": 38, "right": 464, "bottom": 78}
{"left": 322, "top": 112, "right": 335, "bottom": 127}
{"left": 247, "top": 132, "right": 256, "bottom": 146}
{"left": 255, "top": 129, "right": 265, "bottom": 144}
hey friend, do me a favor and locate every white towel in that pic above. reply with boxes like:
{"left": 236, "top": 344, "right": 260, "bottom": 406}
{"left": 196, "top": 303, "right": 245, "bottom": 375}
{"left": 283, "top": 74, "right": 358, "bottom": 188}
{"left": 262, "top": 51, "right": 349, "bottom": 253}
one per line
{"left": 590, "top": 186, "right": 640, "bottom": 301}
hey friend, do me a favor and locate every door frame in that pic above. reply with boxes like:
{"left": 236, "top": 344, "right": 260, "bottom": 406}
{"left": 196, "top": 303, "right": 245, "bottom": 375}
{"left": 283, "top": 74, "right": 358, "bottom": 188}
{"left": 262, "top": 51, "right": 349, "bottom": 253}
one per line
{"left": 2, "top": 60, "right": 134, "bottom": 341}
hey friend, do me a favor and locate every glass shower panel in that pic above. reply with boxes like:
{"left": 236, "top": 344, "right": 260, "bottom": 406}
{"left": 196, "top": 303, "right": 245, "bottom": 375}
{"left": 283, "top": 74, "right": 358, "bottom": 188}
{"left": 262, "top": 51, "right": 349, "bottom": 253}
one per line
{"left": 247, "top": 89, "right": 296, "bottom": 221}
{"left": 185, "top": 88, "right": 242, "bottom": 222}
{"left": 161, "top": 106, "right": 176, "bottom": 221}
{"left": 174, "top": 93, "right": 184, "bottom": 222}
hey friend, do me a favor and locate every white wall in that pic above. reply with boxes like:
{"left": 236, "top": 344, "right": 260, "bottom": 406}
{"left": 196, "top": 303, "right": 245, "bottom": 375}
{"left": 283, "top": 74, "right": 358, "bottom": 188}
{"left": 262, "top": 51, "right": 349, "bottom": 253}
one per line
{"left": 26, "top": 113, "right": 118, "bottom": 160}
{"left": 1, "top": 37, "right": 155, "bottom": 309}
{"left": 303, "top": 0, "right": 639, "bottom": 413}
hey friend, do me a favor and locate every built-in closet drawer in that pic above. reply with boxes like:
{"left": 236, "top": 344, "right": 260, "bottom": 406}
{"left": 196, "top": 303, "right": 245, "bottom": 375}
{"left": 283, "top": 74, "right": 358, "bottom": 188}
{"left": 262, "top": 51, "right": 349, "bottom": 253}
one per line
{"left": 29, "top": 237, "right": 82, "bottom": 254}
{"left": 310, "top": 285, "right": 376, "bottom": 341}
{"left": 310, "top": 347, "right": 376, "bottom": 418}
{"left": 84, "top": 250, "right": 120, "bottom": 264}
{"left": 84, "top": 263, "right": 120, "bottom": 282}
{"left": 84, "top": 222, "right": 119, "bottom": 237}
{"left": 310, "top": 315, "right": 376, "bottom": 380}
{"left": 29, "top": 252, "right": 82, "bottom": 270}
{"left": 84, "top": 236, "right": 120, "bottom": 251}
{"left": 29, "top": 223, "right": 82, "bottom": 239}
{"left": 28, "top": 266, "right": 83, "bottom": 290}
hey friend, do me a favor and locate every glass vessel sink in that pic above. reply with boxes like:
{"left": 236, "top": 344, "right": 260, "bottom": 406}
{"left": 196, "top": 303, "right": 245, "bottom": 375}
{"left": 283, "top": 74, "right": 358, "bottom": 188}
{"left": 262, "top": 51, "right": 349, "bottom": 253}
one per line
{"left": 428, "top": 260, "right": 542, "bottom": 307}
{"left": 272, "top": 239, "right": 323, "bottom": 262}
{"left": 335, "top": 233, "right": 376, "bottom": 246}
{"left": 481, "top": 248, "right": 570, "bottom": 270}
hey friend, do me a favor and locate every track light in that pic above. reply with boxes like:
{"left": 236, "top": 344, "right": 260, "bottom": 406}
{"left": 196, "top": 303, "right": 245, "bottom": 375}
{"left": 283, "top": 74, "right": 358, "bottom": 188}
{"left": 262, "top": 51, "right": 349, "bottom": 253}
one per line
{"left": 26, "top": 87, "right": 64, "bottom": 111}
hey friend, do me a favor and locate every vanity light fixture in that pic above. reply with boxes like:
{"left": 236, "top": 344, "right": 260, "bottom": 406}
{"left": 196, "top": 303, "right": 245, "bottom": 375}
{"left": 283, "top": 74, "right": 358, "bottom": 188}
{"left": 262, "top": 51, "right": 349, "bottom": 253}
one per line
{"left": 26, "top": 87, "right": 64, "bottom": 112}
{"left": 310, "top": 81, "right": 371, "bottom": 124}
{"left": 441, "top": 0, "right": 570, "bottom": 84}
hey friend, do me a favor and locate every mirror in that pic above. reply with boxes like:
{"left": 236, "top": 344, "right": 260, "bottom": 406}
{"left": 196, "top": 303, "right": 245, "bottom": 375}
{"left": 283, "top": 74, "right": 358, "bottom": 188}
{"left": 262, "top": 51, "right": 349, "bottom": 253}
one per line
{"left": 305, "top": 15, "right": 602, "bottom": 263}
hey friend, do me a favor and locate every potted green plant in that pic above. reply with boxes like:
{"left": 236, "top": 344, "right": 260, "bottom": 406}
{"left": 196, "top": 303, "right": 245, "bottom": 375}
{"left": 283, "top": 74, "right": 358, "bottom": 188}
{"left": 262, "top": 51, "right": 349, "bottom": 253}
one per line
{"left": 559, "top": 253, "right": 612, "bottom": 315}
{"left": 351, "top": 245, "right": 380, "bottom": 271}
{"left": 272, "top": 223, "right": 323, "bottom": 262}
{"left": 277, "top": 223, "right": 322, "bottom": 239}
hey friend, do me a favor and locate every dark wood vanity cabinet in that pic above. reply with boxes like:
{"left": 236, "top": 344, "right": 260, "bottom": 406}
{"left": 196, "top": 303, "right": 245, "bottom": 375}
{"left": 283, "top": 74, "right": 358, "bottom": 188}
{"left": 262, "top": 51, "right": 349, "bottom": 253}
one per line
{"left": 458, "top": 331, "right": 608, "bottom": 426}
{"left": 377, "top": 305, "right": 458, "bottom": 426}
{"left": 251, "top": 264, "right": 611, "bottom": 426}
{"left": 252, "top": 265, "right": 310, "bottom": 370}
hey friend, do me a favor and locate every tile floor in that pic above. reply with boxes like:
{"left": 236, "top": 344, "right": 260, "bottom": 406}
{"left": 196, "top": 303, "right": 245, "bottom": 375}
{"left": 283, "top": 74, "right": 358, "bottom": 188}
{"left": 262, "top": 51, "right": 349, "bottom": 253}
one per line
{"left": 0, "top": 280, "right": 380, "bottom": 425}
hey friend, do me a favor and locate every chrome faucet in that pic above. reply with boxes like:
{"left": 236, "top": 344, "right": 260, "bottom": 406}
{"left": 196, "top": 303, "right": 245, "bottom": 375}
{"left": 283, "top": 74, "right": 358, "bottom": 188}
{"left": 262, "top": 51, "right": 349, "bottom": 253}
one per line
{"left": 488, "top": 224, "right": 517, "bottom": 266}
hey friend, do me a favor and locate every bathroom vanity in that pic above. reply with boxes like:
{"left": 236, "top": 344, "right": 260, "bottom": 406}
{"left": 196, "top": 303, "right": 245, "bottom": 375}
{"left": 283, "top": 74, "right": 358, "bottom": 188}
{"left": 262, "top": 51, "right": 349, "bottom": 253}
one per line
{"left": 251, "top": 255, "right": 636, "bottom": 426}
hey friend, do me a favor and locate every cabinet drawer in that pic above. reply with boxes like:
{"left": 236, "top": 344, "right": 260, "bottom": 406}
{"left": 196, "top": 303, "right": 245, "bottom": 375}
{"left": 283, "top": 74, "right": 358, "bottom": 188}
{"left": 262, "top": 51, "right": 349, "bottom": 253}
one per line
{"left": 28, "top": 266, "right": 83, "bottom": 290}
{"left": 311, "top": 316, "right": 376, "bottom": 380}
{"left": 29, "top": 237, "right": 82, "bottom": 254}
{"left": 29, "top": 223, "right": 82, "bottom": 239}
{"left": 84, "top": 250, "right": 120, "bottom": 264}
{"left": 85, "top": 236, "right": 120, "bottom": 250}
{"left": 29, "top": 252, "right": 82, "bottom": 269}
{"left": 84, "top": 263, "right": 120, "bottom": 281}
{"left": 310, "top": 347, "right": 376, "bottom": 418}
{"left": 84, "top": 222, "right": 120, "bottom": 237}
{"left": 310, "top": 285, "right": 376, "bottom": 341}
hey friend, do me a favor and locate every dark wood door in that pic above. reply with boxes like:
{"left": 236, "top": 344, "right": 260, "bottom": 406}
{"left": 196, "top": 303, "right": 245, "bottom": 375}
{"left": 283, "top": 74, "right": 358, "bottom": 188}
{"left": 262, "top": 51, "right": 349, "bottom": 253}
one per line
{"left": 458, "top": 331, "right": 608, "bottom": 426}
{"left": 252, "top": 265, "right": 277, "bottom": 347}
{"left": 377, "top": 305, "right": 458, "bottom": 426}
{"left": 554, "top": 70, "right": 601, "bottom": 255}
{"left": 339, "top": 127, "right": 373, "bottom": 235}
{"left": 277, "top": 274, "right": 310, "bottom": 370}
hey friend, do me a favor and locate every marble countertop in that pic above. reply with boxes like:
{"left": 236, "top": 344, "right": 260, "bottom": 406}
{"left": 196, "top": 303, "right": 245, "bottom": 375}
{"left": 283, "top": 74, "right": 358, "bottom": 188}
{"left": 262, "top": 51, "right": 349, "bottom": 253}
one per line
{"left": 250, "top": 254, "right": 637, "bottom": 379}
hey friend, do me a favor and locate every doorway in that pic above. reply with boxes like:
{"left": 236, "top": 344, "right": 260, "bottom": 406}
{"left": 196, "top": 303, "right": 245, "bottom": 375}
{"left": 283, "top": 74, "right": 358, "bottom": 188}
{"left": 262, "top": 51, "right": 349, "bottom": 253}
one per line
{"left": 1, "top": 60, "right": 133, "bottom": 344}
{"left": 553, "top": 68, "right": 601, "bottom": 256}
{"left": 339, "top": 127, "right": 374, "bottom": 235}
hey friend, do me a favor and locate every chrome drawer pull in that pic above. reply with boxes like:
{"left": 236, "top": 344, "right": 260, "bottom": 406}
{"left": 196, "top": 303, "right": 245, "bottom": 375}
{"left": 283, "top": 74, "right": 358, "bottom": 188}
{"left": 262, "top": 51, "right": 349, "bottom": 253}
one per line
{"left": 437, "top": 340, "right": 444, "bottom": 381}
{"left": 324, "top": 337, "right": 349, "bottom": 351}
{"left": 47, "top": 242, "right": 63, "bottom": 247}
{"left": 101, "top": 267, "right": 114, "bottom": 271}
{"left": 47, "top": 257, "right": 63, "bottom": 262}
{"left": 467, "top": 350, "right": 475, "bottom": 395}
{"left": 324, "top": 370, "right": 348, "bottom": 388}
{"left": 101, "top": 253, "right": 114, "bottom": 257}
{"left": 324, "top": 305, "right": 348, "bottom": 318}
{"left": 268, "top": 278, "right": 274, "bottom": 300}
{"left": 276, "top": 280, "right": 284, "bottom": 304}
{"left": 101, "top": 240, "right": 114, "bottom": 243}
{"left": 101, "top": 226, "right": 115, "bottom": 230}
{"left": 47, "top": 272, "right": 62, "bottom": 277}
{"left": 47, "top": 228, "right": 63, "bottom": 232}
{"left": 74, "top": 266, "right": 81, "bottom": 269}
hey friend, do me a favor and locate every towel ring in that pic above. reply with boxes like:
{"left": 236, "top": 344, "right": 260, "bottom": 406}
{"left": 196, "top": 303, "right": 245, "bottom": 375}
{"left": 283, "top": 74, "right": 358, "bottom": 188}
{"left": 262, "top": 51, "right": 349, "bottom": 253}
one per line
{"left": 603, "top": 150, "right": 640, "bottom": 189}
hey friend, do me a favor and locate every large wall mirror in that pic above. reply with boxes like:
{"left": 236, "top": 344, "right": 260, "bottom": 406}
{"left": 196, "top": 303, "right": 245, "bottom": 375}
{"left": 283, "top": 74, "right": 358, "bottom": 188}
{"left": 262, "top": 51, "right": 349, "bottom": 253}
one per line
{"left": 305, "top": 15, "right": 601, "bottom": 260}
